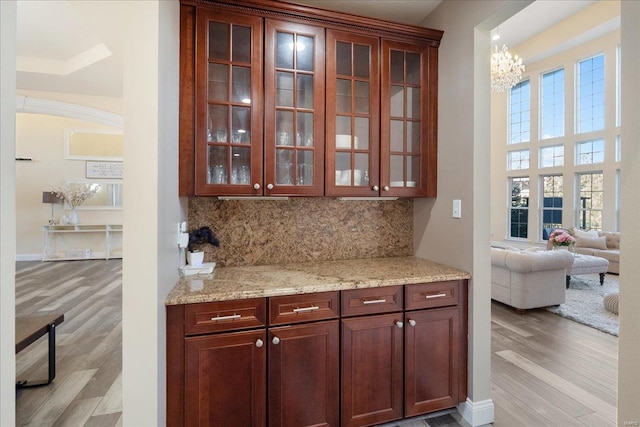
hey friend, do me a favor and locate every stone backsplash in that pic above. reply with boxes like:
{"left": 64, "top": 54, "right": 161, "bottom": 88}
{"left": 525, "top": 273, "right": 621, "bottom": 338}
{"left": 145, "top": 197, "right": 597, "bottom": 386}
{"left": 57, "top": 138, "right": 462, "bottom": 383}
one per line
{"left": 188, "top": 197, "right": 413, "bottom": 266}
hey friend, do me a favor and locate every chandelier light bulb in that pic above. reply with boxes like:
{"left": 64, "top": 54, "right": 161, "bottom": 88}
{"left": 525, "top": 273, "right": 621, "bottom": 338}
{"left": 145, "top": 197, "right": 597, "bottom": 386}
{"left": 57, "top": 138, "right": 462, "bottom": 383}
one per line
{"left": 491, "top": 44, "right": 525, "bottom": 93}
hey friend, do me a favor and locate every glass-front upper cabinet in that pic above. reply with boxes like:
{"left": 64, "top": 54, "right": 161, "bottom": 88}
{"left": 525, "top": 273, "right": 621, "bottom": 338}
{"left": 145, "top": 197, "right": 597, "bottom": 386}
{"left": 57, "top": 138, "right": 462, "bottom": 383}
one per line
{"left": 381, "top": 40, "right": 438, "bottom": 197}
{"left": 264, "top": 20, "right": 325, "bottom": 196}
{"left": 326, "top": 31, "right": 379, "bottom": 197}
{"left": 194, "top": 10, "right": 263, "bottom": 196}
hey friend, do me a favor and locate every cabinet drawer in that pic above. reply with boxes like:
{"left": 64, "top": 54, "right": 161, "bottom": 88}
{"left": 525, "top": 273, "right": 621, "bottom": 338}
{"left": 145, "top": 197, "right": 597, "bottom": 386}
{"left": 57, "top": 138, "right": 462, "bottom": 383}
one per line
{"left": 184, "top": 298, "right": 266, "bottom": 335}
{"left": 341, "top": 286, "right": 403, "bottom": 317}
{"left": 405, "top": 281, "right": 460, "bottom": 310}
{"left": 269, "top": 291, "right": 339, "bottom": 326}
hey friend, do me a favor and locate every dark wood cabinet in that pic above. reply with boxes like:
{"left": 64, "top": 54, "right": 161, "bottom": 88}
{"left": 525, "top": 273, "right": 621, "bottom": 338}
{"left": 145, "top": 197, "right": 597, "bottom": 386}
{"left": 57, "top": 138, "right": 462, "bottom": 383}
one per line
{"left": 179, "top": 0, "right": 443, "bottom": 197}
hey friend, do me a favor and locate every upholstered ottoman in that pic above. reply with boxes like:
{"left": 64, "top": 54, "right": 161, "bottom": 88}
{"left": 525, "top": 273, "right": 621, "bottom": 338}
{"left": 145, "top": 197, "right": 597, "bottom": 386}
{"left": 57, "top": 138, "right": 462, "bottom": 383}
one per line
{"left": 566, "top": 254, "right": 609, "bottom": 288}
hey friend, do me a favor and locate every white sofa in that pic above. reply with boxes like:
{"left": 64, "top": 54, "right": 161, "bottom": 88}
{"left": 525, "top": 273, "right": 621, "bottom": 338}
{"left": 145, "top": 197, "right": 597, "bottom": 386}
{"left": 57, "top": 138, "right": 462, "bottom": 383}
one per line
{"left": 572, "top": 229, "right": 620, "bottom": 274}
{"left": 491, "top": 247, "right": 575, "bottom": 311}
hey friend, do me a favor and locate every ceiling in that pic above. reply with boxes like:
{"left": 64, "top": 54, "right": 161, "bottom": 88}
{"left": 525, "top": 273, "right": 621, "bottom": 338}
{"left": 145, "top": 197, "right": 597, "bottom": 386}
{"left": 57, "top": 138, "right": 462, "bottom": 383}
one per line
{"left": 15, "top": 0, "right": 606, "bottom": 99}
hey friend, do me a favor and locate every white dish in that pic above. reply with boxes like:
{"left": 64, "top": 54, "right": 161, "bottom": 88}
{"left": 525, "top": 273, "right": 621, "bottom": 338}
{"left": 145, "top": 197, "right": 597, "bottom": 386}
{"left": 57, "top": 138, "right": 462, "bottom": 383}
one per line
{"left": 336, "top": 135, "right": 358, "bottom": 149}
{"left": 180, "top": 262, "right": 216, "bottom": 276}
{"left": 390, "top": 181, "right": 405, "bottom": 187}
{"left": 407, "top": 181, "right": 417, "bottom": 187}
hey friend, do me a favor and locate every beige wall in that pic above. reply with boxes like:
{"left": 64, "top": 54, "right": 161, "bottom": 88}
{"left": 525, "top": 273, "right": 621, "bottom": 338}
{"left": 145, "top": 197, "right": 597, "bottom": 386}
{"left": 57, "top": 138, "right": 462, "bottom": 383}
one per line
{"left": 16, "top": 113, "right": 123, "bottom": 258}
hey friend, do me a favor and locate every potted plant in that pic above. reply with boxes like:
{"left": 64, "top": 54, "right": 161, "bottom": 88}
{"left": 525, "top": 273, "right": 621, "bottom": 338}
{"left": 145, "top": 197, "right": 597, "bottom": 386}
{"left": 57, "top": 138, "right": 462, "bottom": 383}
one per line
{"left": 187, "top": 226, "right": 219, "bottom": 266}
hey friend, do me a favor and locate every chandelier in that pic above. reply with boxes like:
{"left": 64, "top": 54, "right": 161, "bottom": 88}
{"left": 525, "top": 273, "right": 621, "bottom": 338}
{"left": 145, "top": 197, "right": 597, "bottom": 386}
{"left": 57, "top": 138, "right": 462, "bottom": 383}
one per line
{"left": 491, "top": 44, "right": 525, "bottom": 93}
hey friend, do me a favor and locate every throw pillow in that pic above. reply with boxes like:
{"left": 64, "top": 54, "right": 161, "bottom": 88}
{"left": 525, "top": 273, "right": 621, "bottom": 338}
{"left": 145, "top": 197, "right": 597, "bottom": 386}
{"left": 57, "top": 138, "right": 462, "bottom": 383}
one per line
{"left": 573, "top": 227, "right": 598, "bottom": 239}
{"left": 523, "top": 247, "right": 540, "bottom": 252}
{"left": 504, "top": 246, "right": 521, "bottom": 252}
{"left": 575, "top": 235, "right": 608, "bottom": 250}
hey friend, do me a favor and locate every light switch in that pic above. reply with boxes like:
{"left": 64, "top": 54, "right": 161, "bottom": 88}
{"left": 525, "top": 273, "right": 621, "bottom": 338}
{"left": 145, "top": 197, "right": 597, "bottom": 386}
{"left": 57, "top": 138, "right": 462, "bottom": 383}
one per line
{"left": 453, "top": 199, "right": 461, "bottom": 219}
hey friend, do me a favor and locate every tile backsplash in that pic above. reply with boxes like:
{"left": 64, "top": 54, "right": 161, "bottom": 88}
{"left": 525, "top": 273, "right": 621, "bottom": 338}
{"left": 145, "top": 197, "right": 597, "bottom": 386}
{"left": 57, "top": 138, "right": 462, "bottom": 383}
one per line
{"left": 188, "top": 197, "right": 413, "bottom": 266}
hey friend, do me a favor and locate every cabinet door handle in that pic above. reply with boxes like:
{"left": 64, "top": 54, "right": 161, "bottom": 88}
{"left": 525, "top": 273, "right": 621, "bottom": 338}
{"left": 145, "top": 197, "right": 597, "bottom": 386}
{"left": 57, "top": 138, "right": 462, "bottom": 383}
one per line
{"left": 211, "top": 314, "right": 241, "bottom": 321}
{"left": 253, "top": 183, "right": 261, "bottom": 190}
{"left": 408, "top": 319, "right": 416, "bottom": 327}
{"left": 362, "top": 298, "right": 386, "bottom": 305}
{"left": 372, "top": 185, "right": 379, "bottom": 191}
{"left": 395, "top": 321, "right": 404, "bottom": 329}
{"left": 267, "top": 183, "right": 274, "bottom": 190}
{"left": 255, "top": 339, "right": 264, "bottom": 348}
{"left": 383, "top": 185, "right": 390, "bottom": 191}
{"left": 272, "top": 336, "right": 280, "bottom": 345}
{"left": 292, "top": 306, "right": 320, "bottom": 313}
{"left": 425, "top": 293, "right": 447, "bottom": 299}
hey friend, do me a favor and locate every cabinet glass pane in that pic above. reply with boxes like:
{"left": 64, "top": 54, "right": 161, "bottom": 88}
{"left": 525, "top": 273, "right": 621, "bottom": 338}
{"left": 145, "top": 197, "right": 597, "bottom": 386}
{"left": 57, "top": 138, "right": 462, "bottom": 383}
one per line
{"left": 354, "top": 117, "right": 369, "bottom": 150}
{"left": 209, "top": 22, "right": 229, "bottom": 60}
{"left": 407, "top": 87, "right": 420, "bottom": 119}
{"left": 336, "top": 116, "right": 352, "bottom": 148}
{"left": 276, "top": 32, "right": 294, "bottom": 69}
{"left": 390, "top": 50, "right": 404, "bottom": 83}
{"left": 296, "top": 151, "right": 314, "bottom": 185}
{"left": 231, "top": 106, "right": 250, "bottom": 144}
{"left": 336, "top": 79, "right": 351, "bottom": 114}
{"left": 297, "top": 74, "right": 314, "bottom": 109}
{"left": 231, "top": 147, "right": 251, "bottom": 184}
{"left": 354, "top": 153, "right": 369, "bottom": 186}
{"left": 406, "top": 52, "right": 420, "bottom": 85}
{"left": 407, "top": 156, "right": 420, "bottom": 186}
{"left": 390, "top": 155, "right": 404, "bottom": 185}
{"left": 231, "top": 25, "right": 251, "bottom": 63}
{"left": 335, "top": 152, "right": 352, "bottom": 186}
{"left": 207, "top": 146, "right": 228, "bottom": 184}
{"left": 231, "top": 66, "right": 251, "bottom": 104}
{"left": 276, "top": 111, "right": 294, "bottom": 146}
{"left": 276, "top": 149, "right": 294, "bottom": 185}
{"left": 390, "top": 120, "right": 404, "bottom": 152}
{"left": 208, "top": 64, "right": 228, "bottom": 102}
{"left": 276, "top": 72, "right": 294, "bottom": 107}
{"left": 390, "top": 86, "right": 404, "bottom": 117}
{"left": 336, "top": 42, "right": 352, "bottom": 76}
{"left": 354, "top": 81, "right": 370, "bottom": 114}
{"left": 296, "top": 112, "right": 314, "bottom": 147}
{"left": 297, "top": 35, "right": 314, "bottom": 71}
{"left": 354, "top": 44, "right": 370, "bottom": 78}
{"left": 209, "top": 105, "right": 228, "bottom": 142}
{"left": 407, "top": 122, "right": 420, "bottom": 152}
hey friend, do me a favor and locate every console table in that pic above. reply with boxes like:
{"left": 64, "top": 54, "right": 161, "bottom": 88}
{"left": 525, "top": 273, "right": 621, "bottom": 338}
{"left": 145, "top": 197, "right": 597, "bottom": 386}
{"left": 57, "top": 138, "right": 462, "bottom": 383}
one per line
{"left": 42, "top": 224, "right": 122, "bottom": 261}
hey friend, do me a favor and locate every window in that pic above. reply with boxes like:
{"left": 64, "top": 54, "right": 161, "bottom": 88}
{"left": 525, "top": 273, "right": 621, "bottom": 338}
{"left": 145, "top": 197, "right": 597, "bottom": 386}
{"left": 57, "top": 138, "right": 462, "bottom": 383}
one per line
{"left": 540, "top": 175, "right": 563, "bottom": 240}
{"left": 577, "top": 54, "right": 605, "bottom": 133}
{"left": 616, "top": 45, "right": 621, "bottom": 127}
{"left": 510, "top": 177, "right": 529, "bottom": 238}
{"left": 576, "top": 139, "right": 604, "bottom": 165}
{"left": 541, "top": 69, "right": 564, "bottom": 139}
{"left": 539, "top": 144, "right": 564, "bottom": 168}
{"left": 616, "top": 169, "right": 620, "bottom": 231}
{"left": 507, "top": 149, "right": 530, "bottom": 171}
{"left": 509, "top": 80, "right": 530, "bottom": 144}
{"left": 616, "top": 135, "right": 621, "bottom": 162}
{"left": 577, "top": 172, "right": 603, "bottom": 230}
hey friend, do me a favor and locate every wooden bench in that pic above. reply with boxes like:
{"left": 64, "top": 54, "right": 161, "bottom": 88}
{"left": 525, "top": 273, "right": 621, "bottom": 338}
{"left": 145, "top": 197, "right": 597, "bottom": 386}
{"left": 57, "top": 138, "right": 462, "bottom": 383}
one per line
{"left": 15, "top": 313, "right": 64, "bottom": 388}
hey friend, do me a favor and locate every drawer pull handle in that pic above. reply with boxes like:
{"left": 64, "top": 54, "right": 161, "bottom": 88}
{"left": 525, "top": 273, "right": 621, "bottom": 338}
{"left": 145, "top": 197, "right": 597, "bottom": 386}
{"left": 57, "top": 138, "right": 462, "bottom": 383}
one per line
{"left": 255, "top": 339, "right": 264, "bottom": 348}
{"left": 272, "top": 336, "right": 280, "bottom": 345}
{"left": 362, "top": 299, "right": 386, "bottom": 305}
{"left": 395, "top": 321, "right": 404, "bottom": 329}
{"left": 293, "top": 306, "right": 320, "bottom": 313}
{"left": 409, "top": 319, "right": 416, "bottom": 327}
{"left": 211, "top": 314, "right": 241, "bottom": 321}
{"left": 425, "top": 293, "right": 447, "bottom": 299}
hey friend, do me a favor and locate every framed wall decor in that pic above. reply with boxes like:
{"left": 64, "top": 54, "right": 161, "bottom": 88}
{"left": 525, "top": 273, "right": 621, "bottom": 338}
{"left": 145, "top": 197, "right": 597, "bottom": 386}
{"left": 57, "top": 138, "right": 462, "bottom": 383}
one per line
{"left": 65, "top": 129, "right": 123, "bottom": 160}
{"left": 86, "top": 161, "right": 124, "bottom": 179}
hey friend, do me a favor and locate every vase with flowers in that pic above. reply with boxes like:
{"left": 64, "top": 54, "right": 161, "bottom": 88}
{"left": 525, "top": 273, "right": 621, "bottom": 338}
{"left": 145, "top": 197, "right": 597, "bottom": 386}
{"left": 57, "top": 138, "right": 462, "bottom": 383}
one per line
{"left": 187, "top": 226, "right": 220, "bottom": 266}
{"left": 549, "top": 229, "right": 576, "bottom": 251}
{"left": 52, "top": 182, "right": 99, "bottom": 225}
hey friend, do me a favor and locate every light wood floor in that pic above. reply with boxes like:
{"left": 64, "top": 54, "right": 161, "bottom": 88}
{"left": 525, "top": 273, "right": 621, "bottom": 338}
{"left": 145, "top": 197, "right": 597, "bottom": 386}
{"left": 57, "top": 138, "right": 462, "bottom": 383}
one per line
{"left": 14, "top": 260, "right": 618, "bottom": 426}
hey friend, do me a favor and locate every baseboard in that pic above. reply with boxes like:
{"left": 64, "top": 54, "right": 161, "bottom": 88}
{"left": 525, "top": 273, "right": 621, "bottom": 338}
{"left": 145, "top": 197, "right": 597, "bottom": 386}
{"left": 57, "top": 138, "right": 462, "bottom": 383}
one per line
{"left": 458, "top": 397, "right": 494, "bottom": 426}
{"left": 16, "top": 254, "right": 42, "bottom": 262}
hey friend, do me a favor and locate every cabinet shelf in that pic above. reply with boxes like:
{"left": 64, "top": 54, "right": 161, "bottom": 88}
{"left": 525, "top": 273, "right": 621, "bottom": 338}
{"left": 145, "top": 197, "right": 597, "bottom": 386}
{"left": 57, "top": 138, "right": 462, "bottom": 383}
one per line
{"left": 42, "top": 224, "right": 123, "bottom": 261}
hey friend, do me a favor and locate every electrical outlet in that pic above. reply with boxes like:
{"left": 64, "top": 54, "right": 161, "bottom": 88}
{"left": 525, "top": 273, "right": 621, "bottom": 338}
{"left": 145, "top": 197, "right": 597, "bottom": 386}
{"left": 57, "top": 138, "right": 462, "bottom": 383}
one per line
{"left": 453, "top": 199, "right": 461, "bottom": 219}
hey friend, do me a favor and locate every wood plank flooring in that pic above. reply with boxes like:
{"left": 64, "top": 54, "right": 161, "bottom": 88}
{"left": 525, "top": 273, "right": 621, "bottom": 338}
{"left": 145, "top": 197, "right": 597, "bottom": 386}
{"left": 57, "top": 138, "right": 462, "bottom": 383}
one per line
{"left": 14, "top": 260, "right": 618, "bottom": 426}
{"left": 15, "top": 260, "right": 122, "bottom": 427}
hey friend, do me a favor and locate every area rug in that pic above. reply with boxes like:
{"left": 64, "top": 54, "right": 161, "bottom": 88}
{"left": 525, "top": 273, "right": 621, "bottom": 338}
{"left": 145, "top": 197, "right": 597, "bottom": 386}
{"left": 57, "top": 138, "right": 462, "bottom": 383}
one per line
{"left": 546, "top": 273, "right": 619, "bottom": 336}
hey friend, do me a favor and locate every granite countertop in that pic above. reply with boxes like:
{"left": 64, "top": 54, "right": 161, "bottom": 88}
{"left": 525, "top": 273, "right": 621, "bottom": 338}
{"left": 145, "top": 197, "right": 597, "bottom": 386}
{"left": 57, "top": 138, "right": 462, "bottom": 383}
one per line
{"left": 166, "top": 256, "right": 471, "bottom": 305}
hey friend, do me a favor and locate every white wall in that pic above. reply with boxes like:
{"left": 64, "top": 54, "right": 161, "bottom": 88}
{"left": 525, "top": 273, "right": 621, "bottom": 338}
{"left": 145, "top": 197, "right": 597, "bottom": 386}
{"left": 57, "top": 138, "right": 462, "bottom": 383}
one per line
{"left": 0, "top": 1, "right": 17, "bottom": 424}
{"left": 122, "top": 0, "right": 181, "bottom": 425}
{"left": 415, "top": 1, "right": 532, "bottom": 424}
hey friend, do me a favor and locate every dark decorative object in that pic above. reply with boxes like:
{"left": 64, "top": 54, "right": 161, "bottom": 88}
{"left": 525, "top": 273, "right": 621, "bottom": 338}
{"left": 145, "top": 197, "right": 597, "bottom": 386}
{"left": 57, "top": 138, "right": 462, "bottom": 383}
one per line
{"left": 188, "top": 226, "right": 220, "bottom": 251}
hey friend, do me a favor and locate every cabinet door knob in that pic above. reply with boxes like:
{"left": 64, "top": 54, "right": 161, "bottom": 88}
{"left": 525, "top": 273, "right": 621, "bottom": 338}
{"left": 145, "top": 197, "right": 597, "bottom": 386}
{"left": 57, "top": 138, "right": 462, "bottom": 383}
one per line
{"left": 255, "top": 339, "right": 264, "bottom": 348}
{"left": 383, "top": 185, "right": 390, "bottom": 191}
{"left": 372, "top": 185, "right": 379, "bottom": 191}
{"left": 253, "top": 183, "right": 261, "bottom": 190}
{"left": 272, "top": 336, "right": 280, "bottom": 345}
{"left": 267, "top": 183, "right": 274, "bottom": 190}
{"left": 396, "top": 321, "right": 404, "bottom": 329}
{"left": 409, "top": 319, "right": 416, "bottom": 327}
